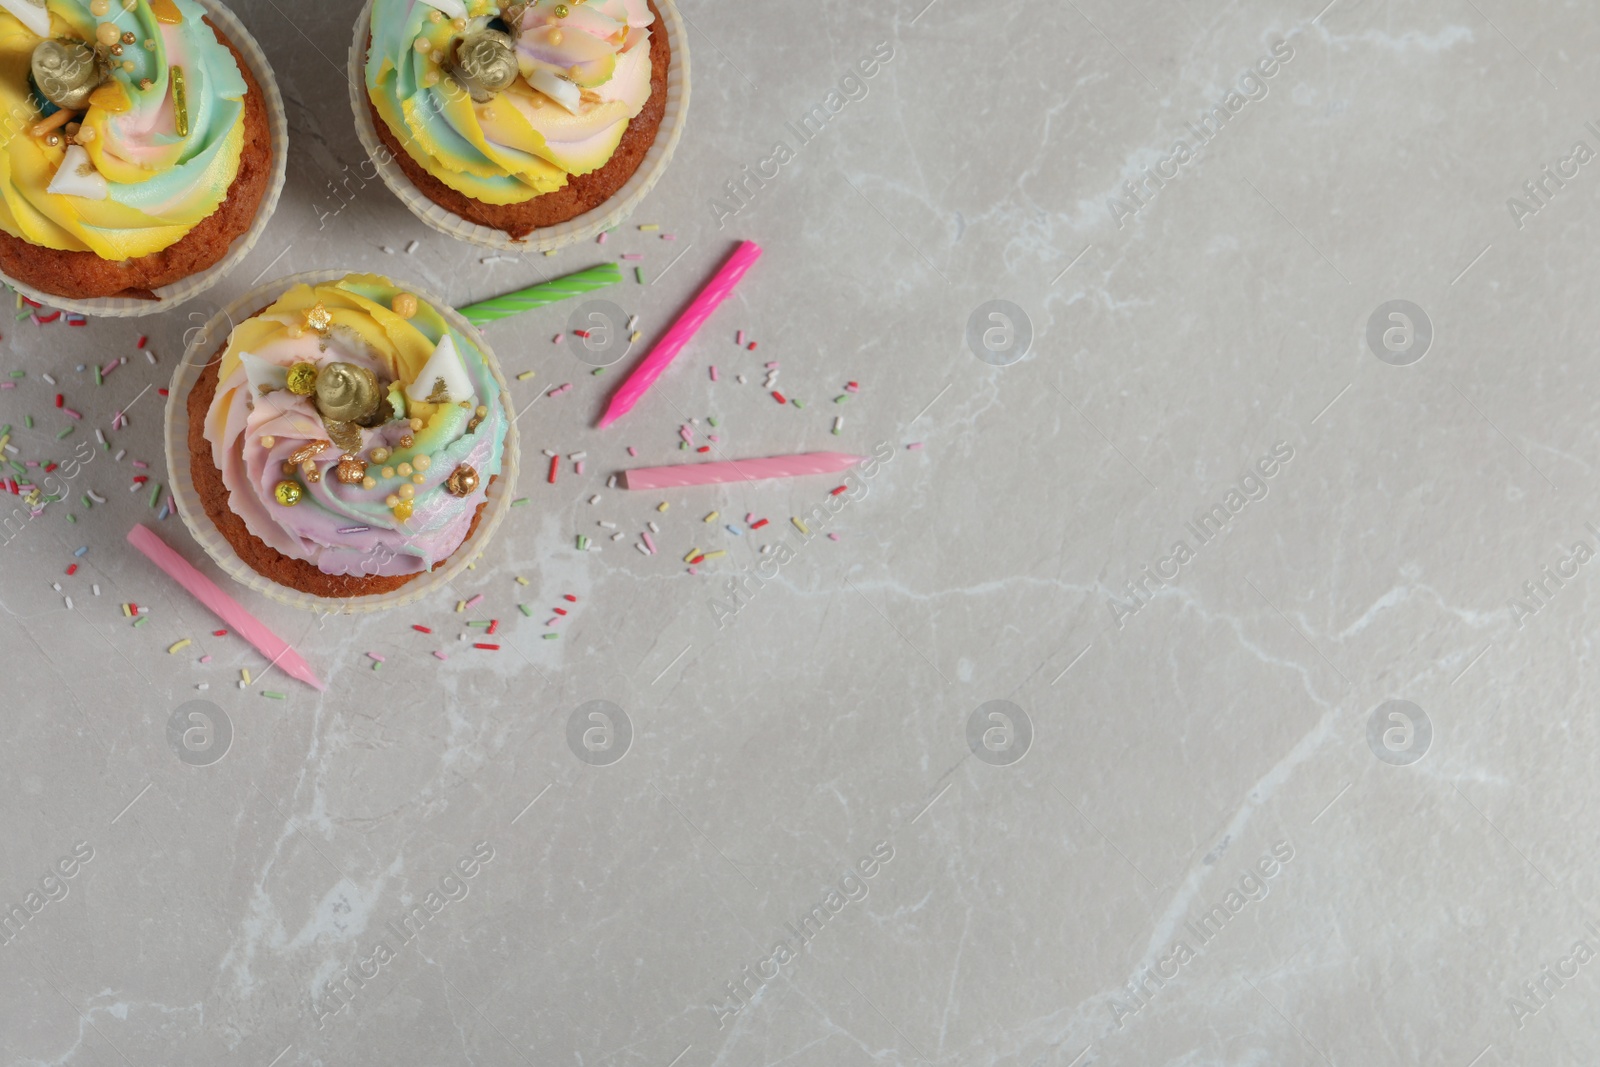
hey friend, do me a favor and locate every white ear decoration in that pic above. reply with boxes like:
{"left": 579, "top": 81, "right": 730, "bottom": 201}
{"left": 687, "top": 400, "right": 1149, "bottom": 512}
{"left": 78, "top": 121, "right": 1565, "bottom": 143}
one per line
{"left": 1, "top": 0, "right": 51, "bottom": 38}
{"left": 240, "top": 352, "right": 289, "bottom": 396}
{"left": 527, "top": 67, "right": 582, "bottom": 114}
{"left": 416, "top": 0, "right": 468, "bottom": 19}
{"left": 47, "top": 145, "right": 107, "bottom": 200}
{"left": 405, "top": 335, "right": 474, "bottom": 404}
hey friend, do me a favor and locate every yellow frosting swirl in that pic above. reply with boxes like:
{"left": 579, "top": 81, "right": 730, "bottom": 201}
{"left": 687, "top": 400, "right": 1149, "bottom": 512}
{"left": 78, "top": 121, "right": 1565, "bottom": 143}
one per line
{"left": 0, "top": 0, "right": 247, "bottom": 259}
{"left": 366, "top": 0, "right": 654, "bottom": 205}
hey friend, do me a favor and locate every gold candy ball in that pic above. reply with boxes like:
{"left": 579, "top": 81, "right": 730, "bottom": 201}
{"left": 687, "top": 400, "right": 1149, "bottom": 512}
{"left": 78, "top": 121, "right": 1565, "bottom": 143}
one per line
{"left": 398, "top": 434, "right": 415, "bottom": 449}
{"left": 334, "top": 457, "right": 368, "bottom": 485}
{"left": 445, "top": 463, "right": 479, "bottom": 497}
{"left": 274, "top": 480, "right": 303, "bottom": 506}
{"left": 397, "top": 483, "right": 415, "bottom": 501}
{"left": 396, "top": 462, "right": 413, "bottom": 477}
{"left": 361, "top": 476, "right": 377, "bottom": 490}
{"left": 285, "top": 362, "right": 318, "bottom": 395}
{"left": 393, "top": 501, "right": 414, "bottom": 521}
{"left": 392, "top": 292, "right": 418, "bottom": 318}
{"left": 368, "top": 446, "right": 391, "bottom": 464}
{"left": 95, "top": 22, "right": 121, "bottom": 46}
{"left": 413, "top": 454, "right": 431, "bottom": 471}
{"left": 384, "top": 493, "right": 399, "bottom": 508}
{"left": 554, "top": 3, "right": 569, "bottom": 16}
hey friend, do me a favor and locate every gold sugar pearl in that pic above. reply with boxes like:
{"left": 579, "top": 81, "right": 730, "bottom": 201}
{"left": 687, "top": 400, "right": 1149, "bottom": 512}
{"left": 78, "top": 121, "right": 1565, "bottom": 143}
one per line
{"left": 408, "top": 417, "right": 422, "bottom": 431}
{"left": 361, "top": 475, "right": 377, "bottom": 490}
{"left": 90, "top": 0, "right": 109, "bottom": 12}
{"left": 423, "top": 71, "right": 441, "bottom": 86}
{"left": 369, "top": 446, "right": 391, "bottom": 463}
{"left": 122, "top": 0, "right": 135, "bottom": 9}
{"left": 274, "top": 481, "right": 303, "bottom": 506}
{"left": 415, "top": 36, "right": 431, "bottom": 52}
{"left": 396, "top": 462, "right": 413, "bottom": 477}
{"left": 384, "top": 494, "right": 399, "bottom": 508}
{"left": 398, "top": 434, "right": 415, "bottom": 449}
{"left": 122, "top": 60, "right": 135, "bottom": 72}
{"left": 285, "top": 322, "right": 304, "bottom": 339}
{"left": 138, "top": 78, "right": 152, "bottom": 90}
{"left": 280, "top": 460, "right": 296, "bottom": 475}
{"left": 428, "top": 9, "right": 442, "bottom": 20}
{"left": 120, "top": 30, "right": 135, "bottom": 43}
{"left": 63, "top": 122, "right": 79, "bottom": 137}
{"left": 96, "top": 22, "right": 120, "bottom": 46}
{"left": 260, "top": 435, "right": 276, "bottom": 448}
{"left": 475, "top": 405, "right": 488, "bottom": 417}
{"left": 412, "top": 473, "right": 426, "bottom": 484}
{"left": 413, "top": 454, "right": 431, "bottom": 471}
{"left": 285, "top": 362, "right": 318, "bottom": 395}
{"left": 397, "top": 484, "right": 415, "bottom": 501}
{"left": 391, "top": 292, "right": 418, "bottom": 318}
{"left": 451, "top": 16, "right": 466, "bottom": 29}
{"left": 393, "top": 501, "right": 414, "bottom": 521}
{"left": 77, "top": 126, "right": 94, "bottom": 142}
{"left": 143, "top": 39, "right": 156, "bottom": 50}
{"left": 549, "top": 29, "right": 563, "bottom": 45}
{"left": 382, "top": 466, "right": 395, "bottom": 479}
{"left": 431, "top": 50, "right": 445, "bottom": 64}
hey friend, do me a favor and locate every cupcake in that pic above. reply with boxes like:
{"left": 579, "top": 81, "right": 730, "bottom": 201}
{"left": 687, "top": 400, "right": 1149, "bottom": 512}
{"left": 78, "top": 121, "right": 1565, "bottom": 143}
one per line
{"left": 0, "top": 0, "right": 277, "bottom": 301}
{"left": 359, "top": 0, "right": 676, "bottom": 241}
{"left": 184, "top": 274, "right": 514, "bottom": 599}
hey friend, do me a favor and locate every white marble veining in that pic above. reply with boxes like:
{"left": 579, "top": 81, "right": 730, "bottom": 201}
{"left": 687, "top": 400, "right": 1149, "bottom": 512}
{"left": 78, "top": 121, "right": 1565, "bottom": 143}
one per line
{"left": 6, "top": 0, "right": 1600, "bottom": 1064}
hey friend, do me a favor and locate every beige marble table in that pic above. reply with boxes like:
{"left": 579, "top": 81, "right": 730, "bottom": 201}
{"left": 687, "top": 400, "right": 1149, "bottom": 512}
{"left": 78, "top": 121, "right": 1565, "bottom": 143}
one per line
{"left": 5, "top": 1, "right": 1600, "bottom": 1064}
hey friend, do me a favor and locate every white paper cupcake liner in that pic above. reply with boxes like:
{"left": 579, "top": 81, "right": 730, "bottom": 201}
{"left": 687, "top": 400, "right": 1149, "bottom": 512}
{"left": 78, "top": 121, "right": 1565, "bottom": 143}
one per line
{"left": 347, "top": 0, "right": 689, "bottom": 252}
{"left": 0, "top": 0, "right": 289, "bottom": 318}
{"left": 165, "top": 270, "right": 522, "bottom": 614}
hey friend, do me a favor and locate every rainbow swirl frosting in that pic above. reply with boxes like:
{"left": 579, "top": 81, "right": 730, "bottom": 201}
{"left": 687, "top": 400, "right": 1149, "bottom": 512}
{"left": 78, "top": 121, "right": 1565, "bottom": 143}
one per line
{"left": 366, "top": 0, "right": 655, "bottom": 205}
{"left": 204, "top": 275, "right": 509, "bottom": 579}
{"left": 0, "top": 0, "right": 248, "bottom": 259}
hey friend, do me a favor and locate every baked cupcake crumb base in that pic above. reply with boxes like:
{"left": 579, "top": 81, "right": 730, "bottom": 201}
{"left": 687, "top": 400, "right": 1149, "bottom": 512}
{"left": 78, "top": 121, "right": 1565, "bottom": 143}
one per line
{"left": 0, "top": 17, "right": 273, "bottom": 301}
{"left": 364, "top": 0, "right": 671, "bottom": 240}
{"left": 186, "top": 342, "right": 493, "bottom": 600}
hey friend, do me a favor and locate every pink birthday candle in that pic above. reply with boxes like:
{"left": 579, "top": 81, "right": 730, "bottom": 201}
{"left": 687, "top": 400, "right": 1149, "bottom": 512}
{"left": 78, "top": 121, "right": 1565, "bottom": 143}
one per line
{"left": 597, "top": 240, "right": 762, "bottom": 428}
{"left": 125, "top": 524, "right": 324, "bottom": 692}
{"left": 621, "top": 451, "right": 866, "bottom": 491}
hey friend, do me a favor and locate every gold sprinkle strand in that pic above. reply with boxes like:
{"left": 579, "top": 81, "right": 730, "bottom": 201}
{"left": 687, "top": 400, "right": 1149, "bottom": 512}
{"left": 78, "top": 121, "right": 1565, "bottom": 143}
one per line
{"left": 170, "top": 65, "right": 188, "bottom": 136}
